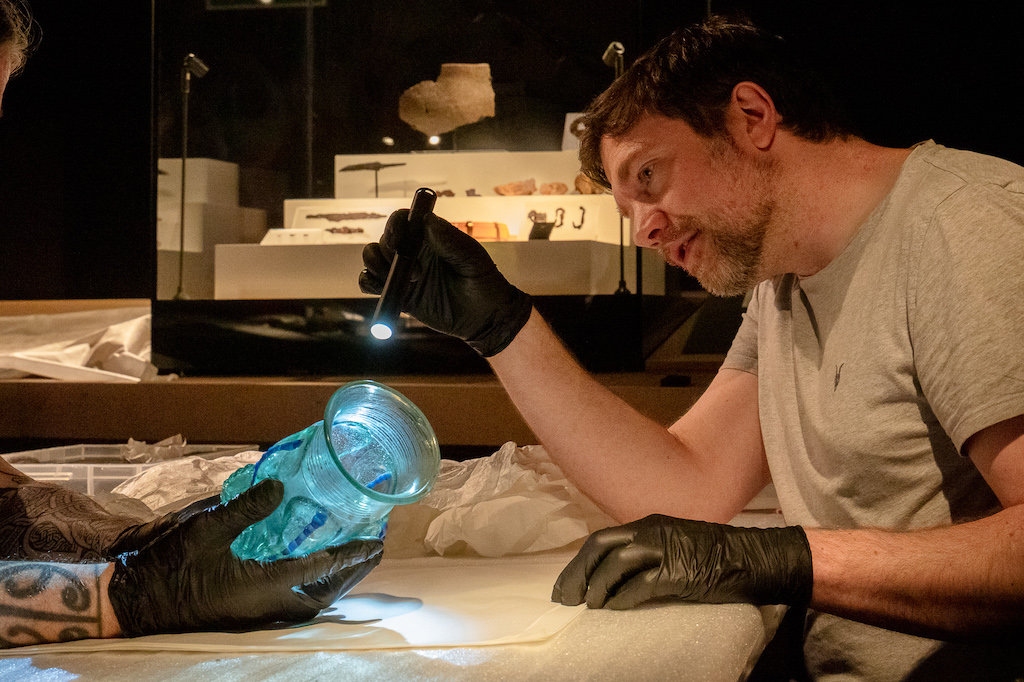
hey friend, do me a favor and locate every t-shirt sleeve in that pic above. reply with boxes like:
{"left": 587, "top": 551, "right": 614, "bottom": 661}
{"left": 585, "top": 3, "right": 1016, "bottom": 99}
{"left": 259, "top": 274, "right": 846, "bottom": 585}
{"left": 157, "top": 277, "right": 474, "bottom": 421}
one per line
{"left": 912, "top": 181, "right": 1024, "bottom": 451}
{"left": 721, "top": 284, "right": 764, "bottom": 376}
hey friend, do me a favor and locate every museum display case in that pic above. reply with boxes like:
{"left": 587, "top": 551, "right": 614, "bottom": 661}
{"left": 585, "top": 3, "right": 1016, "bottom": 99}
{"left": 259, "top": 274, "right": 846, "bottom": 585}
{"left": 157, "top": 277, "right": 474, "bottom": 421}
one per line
{"left": 149, "top": 1, "right": 712, "bottom": 376}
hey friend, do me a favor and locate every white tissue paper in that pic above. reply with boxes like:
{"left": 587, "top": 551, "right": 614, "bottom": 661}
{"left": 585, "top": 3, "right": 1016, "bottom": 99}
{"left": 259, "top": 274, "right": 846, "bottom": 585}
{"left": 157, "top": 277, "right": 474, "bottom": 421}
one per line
{"left": 124, "top": 434, "right": 188, "bottom": 463}
{"left": 0, "top": 307, "right": 162, "bottom": 382}
{"left": 12, "top": 553, "right": 585, "bottom": 655}
{"left": 389, "top": 442, "right": 617, "bottom": 558}
{"left": 111, "top": 450, "right": 263, "bottom": 514}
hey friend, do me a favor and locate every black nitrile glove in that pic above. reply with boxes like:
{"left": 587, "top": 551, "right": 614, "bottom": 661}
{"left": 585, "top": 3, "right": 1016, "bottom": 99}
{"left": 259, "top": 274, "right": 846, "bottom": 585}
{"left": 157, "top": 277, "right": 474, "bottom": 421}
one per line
{"left": 103, "top": 513, "right": 180, "bottom": 557}
{"left": 104, "top": 495, "right": 224, "bottom": 558}
{"left": 108, "top": 479, "right": 384, "bottom": 636}
{"left": 552, "top": 514, "right": 813, "bottom": 609}
{"left": 359, "top": 209, "right": 532, "bottom": 357}
{"left": 299, "top": 542, "right": 383, "bottom": 605}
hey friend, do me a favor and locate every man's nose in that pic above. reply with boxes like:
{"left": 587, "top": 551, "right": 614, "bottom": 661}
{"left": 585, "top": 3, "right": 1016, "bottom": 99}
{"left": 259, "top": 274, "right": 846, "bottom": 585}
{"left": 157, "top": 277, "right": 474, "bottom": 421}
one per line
{"left": 631, "top": 206, "right": 665, "bottom": 249}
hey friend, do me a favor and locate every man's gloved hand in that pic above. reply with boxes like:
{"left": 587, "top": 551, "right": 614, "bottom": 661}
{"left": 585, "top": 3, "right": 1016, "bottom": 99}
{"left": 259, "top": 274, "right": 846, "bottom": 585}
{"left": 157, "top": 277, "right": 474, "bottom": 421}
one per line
{"left": 108, "top": 479, "right": 384, "bottom": 636}
{"left": 551, "top": 514, "right": 813, "bottom": 609}
{"left": 359, "top": 209, "right": 532, "bottom": 357}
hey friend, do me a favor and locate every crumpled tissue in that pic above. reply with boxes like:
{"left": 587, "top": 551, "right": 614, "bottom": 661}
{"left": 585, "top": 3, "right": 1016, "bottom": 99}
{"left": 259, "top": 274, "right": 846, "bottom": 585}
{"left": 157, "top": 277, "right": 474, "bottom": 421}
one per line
{"left": 124, "top": 434, "right": 190, "bottom": 463}
{"left": 112, "top": 450, "right": 262, "bottom": 514}
{"left": 0, "top": 307, "right": 164, "bottom": 382}
{"left": 386, "top": 442, "right": 617, "bottom": 558}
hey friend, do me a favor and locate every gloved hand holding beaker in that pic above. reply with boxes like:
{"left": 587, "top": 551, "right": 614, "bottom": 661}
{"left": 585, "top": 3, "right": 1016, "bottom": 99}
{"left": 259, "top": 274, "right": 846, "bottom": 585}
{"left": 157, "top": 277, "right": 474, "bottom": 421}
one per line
{"left": 109, "top": 478, "right": 384, "bottom": 636}
{"left": 359, "top": 209, "right": 533, "bottom": 357}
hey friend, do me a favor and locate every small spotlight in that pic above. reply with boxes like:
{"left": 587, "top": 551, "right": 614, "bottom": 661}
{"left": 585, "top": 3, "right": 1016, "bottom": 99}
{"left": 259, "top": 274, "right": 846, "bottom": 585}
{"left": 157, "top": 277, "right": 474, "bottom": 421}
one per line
{"left": 382, "top": 136, "right": 395, "bottom": 146}
{"left": 370, "top": 322, "right": 394, "bottom": 340}
{"left": 428, "top": 135, "right": 441, "bottom": 146}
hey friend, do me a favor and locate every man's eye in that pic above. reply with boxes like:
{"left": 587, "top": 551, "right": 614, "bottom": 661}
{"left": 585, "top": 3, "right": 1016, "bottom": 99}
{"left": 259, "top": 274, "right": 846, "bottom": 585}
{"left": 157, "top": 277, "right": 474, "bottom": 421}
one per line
{"left": 639, "top": 167, "right": 653, "bottom": 182}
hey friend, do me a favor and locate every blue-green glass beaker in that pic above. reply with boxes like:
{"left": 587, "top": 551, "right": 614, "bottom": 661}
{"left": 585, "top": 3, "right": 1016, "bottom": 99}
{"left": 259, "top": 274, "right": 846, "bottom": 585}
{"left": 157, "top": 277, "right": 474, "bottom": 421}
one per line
{"left": 222, "top": 380, "right": 440, "bottom": 560}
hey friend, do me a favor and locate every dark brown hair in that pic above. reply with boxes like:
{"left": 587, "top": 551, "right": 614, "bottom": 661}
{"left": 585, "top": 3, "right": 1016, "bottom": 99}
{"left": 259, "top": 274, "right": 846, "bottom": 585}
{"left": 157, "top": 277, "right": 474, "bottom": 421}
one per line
{"left": 574, "top": 15, "right": 853, "bottom": 189}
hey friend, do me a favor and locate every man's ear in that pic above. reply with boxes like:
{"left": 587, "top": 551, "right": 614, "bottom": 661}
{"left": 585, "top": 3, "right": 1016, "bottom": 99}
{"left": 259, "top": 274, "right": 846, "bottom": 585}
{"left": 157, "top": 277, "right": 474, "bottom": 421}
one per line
{"left": 728, "top": 81, "right": 779, "bottom": 151}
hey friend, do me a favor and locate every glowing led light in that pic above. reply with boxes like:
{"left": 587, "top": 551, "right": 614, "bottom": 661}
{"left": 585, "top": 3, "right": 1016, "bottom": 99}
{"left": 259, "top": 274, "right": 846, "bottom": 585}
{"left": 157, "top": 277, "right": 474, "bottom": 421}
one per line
{"left": 382, "top": 136, "right": 395, "bottom": 146}
{"left": 371, "top": 323, "right": 394, "bottom": 340}
{"left": 428, "top": 135, "right": 441, "bottom": 145}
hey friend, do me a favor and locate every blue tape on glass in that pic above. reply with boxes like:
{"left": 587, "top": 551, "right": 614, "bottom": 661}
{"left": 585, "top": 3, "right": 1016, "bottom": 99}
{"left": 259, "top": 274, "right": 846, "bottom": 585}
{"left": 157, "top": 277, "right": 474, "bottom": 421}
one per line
{"left": 284, "top": 510, "right": 329, "bottom": 555}
{"left": 251, "top": 437, "right": 304, "bottom": 485}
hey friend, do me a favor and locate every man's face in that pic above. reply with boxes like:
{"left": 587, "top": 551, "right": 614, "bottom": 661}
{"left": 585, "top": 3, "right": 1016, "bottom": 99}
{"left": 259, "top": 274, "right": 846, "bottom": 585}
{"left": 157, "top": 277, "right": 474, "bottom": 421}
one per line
{"left": 601, "top": 113, "right": 777, "bottom": 296}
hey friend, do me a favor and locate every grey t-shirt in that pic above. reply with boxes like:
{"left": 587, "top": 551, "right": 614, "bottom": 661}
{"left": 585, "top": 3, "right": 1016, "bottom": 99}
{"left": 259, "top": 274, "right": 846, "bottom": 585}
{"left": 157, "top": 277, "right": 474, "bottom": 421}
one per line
{"left": 723, "top": 141, "right": 1024, "bottom": 680}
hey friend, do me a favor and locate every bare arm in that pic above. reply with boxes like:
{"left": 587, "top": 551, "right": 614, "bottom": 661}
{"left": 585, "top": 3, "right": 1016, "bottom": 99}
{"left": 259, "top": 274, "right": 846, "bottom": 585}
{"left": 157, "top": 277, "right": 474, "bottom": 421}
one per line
{"left": 488, "top": 308, "right": 770, "bottom": 524}
{"left": 0, "top": 561, "right": 121, "bottom": 647}
{"left": 807, "top": 414, "right": 1024, "bottom": 638}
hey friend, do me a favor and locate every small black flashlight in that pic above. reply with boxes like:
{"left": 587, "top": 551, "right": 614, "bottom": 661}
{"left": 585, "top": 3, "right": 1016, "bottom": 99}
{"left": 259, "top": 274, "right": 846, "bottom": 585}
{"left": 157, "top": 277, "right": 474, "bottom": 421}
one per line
{"left": 369, "top": 187, "right": 437, "bottom": 340}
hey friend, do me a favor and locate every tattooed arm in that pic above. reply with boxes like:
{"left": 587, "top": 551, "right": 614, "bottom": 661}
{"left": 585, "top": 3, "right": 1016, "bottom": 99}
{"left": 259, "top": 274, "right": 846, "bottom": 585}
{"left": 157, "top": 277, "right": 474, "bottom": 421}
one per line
{"left": 0, "top": 457, "right": 175, "bottom": 561}
{"left": 0, "top": 480, "right": 383, "bottom": 648}
{"left": 0, "top": 561, "right": 121, "bottom": 647}
{"left": 0, "top": 458, "right": 147, "bottom": 646}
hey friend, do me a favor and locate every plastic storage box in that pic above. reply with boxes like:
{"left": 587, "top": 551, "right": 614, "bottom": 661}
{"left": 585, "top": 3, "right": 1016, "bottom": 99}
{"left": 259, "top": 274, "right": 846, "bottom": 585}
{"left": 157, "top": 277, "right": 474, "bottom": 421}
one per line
{"left": 4, "top": 444, "right": 257, "bottom": 497}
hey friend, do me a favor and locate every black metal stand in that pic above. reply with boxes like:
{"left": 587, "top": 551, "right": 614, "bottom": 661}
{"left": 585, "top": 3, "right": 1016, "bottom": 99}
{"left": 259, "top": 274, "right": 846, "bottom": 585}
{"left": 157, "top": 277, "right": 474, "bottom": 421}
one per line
{"left": 174, "top": 53, "right": 209, "bottom": 300}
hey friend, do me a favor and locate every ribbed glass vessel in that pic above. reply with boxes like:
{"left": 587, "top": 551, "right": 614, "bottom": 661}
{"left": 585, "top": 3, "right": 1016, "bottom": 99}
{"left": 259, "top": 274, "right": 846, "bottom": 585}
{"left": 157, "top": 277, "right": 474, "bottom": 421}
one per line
{"left": 222, "top": 380, "right": 440, "bottom": 560}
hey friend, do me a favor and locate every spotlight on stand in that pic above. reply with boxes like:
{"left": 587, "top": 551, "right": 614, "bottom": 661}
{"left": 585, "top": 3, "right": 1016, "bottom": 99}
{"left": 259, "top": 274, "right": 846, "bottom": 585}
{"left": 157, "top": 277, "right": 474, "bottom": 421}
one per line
{"left": 602, "top": 41, "right": 625, "bottom": 80}
{"left": 174, "top": 53, "right": 210, "bottom": 301}
{"left": 184, "top": 52, "right": 210, "bottom": 80}
{"left": 601, "top": 41, "right": 631, "bottom": 295}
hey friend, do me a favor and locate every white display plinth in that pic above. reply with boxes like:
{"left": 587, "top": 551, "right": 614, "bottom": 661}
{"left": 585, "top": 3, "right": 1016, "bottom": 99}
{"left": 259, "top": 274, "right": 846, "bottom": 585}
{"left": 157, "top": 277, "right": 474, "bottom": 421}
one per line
{"left": 157, "top": 157, "right": 240, "bottom": 205}
{"left": 214, "top": 241, "right": 663, "bottom": 299}
{"left": 279, "top": 195, "right": 623, "bottom": 245}
{"left": 334, "top": 150, "right": 583, "bottom": 199}
{"left": 156, "top": 157, "right": 267, "bottom": 300}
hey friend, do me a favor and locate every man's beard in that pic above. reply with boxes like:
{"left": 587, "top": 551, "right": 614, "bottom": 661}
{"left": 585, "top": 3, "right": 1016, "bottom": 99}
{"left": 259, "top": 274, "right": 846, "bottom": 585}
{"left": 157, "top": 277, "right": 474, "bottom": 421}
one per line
{"left": 670, "top": 201, "right": 773, "bottom": 297}
{"left": 665, "top": 143, "right": 776, "bottom": 297}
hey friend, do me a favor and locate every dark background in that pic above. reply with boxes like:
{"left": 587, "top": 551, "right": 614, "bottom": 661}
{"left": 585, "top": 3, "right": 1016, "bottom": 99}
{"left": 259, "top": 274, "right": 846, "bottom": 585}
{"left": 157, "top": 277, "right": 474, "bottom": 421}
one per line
{"left": 1, "top": 0, "right": 1022, "bottom": 300}
{"left": 0, "top": 2, "right": 155, "bottom": 299}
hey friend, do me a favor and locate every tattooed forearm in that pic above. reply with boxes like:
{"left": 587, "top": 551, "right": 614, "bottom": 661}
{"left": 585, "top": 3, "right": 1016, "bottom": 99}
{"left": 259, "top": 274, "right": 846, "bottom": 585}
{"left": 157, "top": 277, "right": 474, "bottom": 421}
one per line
{"left": 0, "top": 561, "right": 119, "bottom": 647}
{"left": 0, "top": 483, "right": 140, "bottom": 562}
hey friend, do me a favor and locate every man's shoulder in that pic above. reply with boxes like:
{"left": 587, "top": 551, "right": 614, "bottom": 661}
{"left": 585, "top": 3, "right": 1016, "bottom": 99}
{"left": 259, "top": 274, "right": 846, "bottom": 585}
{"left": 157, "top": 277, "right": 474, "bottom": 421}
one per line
{"left": 882, "top": 141, "right": 1024, "bottom": 236}
{"left": 911, "top": 141, "right": 1024, "bottom": 192}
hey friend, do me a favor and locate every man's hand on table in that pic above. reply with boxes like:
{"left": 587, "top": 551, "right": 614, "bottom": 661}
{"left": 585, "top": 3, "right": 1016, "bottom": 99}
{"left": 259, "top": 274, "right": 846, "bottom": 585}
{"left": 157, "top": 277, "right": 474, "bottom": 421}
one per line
{"left": 109, "top": 479, "right": 383, "bottom": 636}
{"left": 552, "top": 514, "right": 813, "bottom": 609}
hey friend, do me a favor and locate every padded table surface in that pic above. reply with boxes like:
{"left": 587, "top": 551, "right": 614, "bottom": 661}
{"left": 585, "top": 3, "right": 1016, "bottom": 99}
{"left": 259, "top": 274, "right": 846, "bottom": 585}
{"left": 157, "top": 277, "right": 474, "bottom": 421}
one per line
{"left": 3, "top": 551, "right": 782, "bottom": 682}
